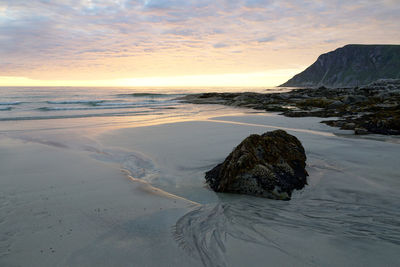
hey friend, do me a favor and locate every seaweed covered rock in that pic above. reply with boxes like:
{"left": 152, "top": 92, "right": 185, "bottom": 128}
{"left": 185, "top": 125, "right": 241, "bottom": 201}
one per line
{"left": 205, "top": 130, "right": 308, "bottom": 200}
{"left": 178, "top": 79, "right": 400, "bottom": 135}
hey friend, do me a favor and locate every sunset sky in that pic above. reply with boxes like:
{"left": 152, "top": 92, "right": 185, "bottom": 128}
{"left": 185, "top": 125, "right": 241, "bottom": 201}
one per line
{"left": 1, "top": 0, "right": 399, "bottom": 87}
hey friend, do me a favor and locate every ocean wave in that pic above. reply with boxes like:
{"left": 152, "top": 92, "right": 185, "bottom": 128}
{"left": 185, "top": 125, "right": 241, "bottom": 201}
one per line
{"left": 0, "top": 110, "right": 159, "bottom": 121}
{"left": 37, "top": 105, "right": 139, "bottom": 111}
{"left": 95, "top": 101, "right": 154, "bottom": 106}
{"left": 46, "top": 100, "right": 104, "bottom": 105}
{"left": 95, "top": 100, "right": 176, "bottom": 106}
{"left": 116, "top": 93, "right": 183, "bottom": 98}
{"left": 0, "top": 101, "right": 22, "bottom": 105}
{"left": 38, "top": 101, "right": 177, "bottom": 111}
{"left": 0, "top": 107, "right": 12, "bottom": 111}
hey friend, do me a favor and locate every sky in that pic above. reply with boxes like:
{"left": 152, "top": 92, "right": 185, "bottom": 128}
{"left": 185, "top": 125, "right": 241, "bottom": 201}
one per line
{"left": 0, "top": 0, "right": 399, "bottom": 87}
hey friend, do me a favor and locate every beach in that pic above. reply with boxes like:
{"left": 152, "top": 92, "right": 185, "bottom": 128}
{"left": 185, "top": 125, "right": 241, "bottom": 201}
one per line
{"left": 2, "top": 0, "right": 400, "bottom": 265}
{"left": 0, "top": 87, "right": 400, "bottom": 266}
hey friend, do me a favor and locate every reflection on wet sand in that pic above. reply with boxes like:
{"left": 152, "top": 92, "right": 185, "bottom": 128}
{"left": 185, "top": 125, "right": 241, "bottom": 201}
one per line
{"left": 174, "top": 190, "right": 400, "bottom": 267}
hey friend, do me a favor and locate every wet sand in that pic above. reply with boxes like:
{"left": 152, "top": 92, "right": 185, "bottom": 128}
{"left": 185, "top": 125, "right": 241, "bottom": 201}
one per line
{"left": 101, "top": 114, "right": 400, "bottom": 267}
{"left": 0, "top": 137, "right": 199, "bottom": 266}
{"left": 1, "top": 112, "right": 399, "bottom": 266}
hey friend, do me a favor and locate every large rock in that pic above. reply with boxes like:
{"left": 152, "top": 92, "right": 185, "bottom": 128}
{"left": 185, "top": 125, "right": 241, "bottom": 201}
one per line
{"left": 205, "top": 130, "right": 308, "bottom": 200}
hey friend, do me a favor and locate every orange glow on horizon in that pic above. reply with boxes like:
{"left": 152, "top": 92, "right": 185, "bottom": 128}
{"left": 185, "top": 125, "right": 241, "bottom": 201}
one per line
{"left": 0, "top": 69, "right": 303, "bottom": 87}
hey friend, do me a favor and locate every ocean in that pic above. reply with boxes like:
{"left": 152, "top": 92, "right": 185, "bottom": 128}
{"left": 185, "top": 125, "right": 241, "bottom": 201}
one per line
{"left": 0, "top": 86, "right": 280, "bottom": 122}
{"left": 0, "top": 87, "right": 193, "bottom": 126}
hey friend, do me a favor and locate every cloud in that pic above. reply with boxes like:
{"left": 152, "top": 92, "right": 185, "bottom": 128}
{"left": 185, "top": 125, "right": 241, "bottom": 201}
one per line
{"left": 213, "top": 42, "right": 230, "bottom": 48}
{"left": 0, "top": 0, "right": 399, "bottom": 80}
{"left": 163, "top": 28, "right": 194, "bottom": 36}
{"left": 244, "top": 0, "right": 275, "bottom": 8}
{"left": 143, "top": 0, "right": 213, "bottom": 11}
{"left": 257, "top": 36, "right": 275, "bottom": 43}
{"left": 323, "top": 39, "right": 340, "bottom": 44}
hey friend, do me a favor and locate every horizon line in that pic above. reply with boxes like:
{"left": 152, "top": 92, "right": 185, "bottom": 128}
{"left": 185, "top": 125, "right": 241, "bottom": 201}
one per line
{"left": 0, "top": 69, "right": 302, "bottom": 88}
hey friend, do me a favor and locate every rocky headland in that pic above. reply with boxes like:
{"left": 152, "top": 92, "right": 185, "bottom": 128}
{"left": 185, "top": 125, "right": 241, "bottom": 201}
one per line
{"left": 280, "top": 44, "right": 400, "bottom": 88}
{"left": 178, "top": 79, "right": 400, "bottom": 135}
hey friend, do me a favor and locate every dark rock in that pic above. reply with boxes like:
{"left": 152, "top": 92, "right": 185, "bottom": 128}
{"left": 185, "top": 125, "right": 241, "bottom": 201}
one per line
{"left": 205, "top": 130, "right": 308, "bottom": 200}
{"left": 343, "top": 122, "right": 356, "bottom": 130}
{"left": 343, "top": 95, "right": 367, "bottom": 104}
{"left": 177, "top": 79, "right": 400, "bottom": 135}
{"left": 327, "top": 100, "right": 343, "bottom": 109}
{"left": 354, "top": 128, "right": 369, "bottom": 135}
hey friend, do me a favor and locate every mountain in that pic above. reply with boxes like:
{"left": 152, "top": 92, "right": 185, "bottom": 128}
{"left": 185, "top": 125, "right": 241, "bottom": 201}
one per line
{"left": 280, "top": 44, "right": 400, "bottom": 88}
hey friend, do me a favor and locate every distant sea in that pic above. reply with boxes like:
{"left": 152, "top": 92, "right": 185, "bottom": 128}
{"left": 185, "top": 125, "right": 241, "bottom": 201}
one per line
{"left": 0, "top": 86, "right": 287, "bottom": 125}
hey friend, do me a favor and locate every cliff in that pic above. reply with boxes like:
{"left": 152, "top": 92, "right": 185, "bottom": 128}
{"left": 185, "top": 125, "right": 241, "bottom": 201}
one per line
{"left": 280, "top": 44, "right": 400, "bottom": 88}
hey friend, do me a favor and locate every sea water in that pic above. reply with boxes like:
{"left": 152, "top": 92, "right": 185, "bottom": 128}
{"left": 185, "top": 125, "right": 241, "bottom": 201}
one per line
{"left": 0, "top": 86, "right": 279, "bottom": 123}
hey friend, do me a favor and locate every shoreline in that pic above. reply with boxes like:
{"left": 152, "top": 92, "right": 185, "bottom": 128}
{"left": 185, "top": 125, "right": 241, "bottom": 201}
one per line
{"left": 178, "top": 79, "right": 400, "bottom": 135}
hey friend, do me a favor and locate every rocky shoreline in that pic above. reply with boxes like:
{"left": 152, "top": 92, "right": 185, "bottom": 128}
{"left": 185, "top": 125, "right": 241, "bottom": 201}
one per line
{"left": 178, "top": 79, "right": 400, "bottom": 135}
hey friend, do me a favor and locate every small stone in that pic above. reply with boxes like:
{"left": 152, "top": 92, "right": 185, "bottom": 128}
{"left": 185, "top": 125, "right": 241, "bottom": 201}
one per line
{"left": 354, "top": 128, "right": 369, "bottom": 135}
{"left": 344, "top": 122, "right": 356, "bottom": 129}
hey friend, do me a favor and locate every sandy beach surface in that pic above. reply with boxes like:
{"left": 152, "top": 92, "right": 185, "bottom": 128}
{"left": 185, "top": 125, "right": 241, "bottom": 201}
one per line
{"left": 1, "top": 100, "right": 400, "bottom": 266}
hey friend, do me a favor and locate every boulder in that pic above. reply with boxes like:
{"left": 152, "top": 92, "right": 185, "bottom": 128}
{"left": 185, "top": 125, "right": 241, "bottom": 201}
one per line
{"left": 327, "top": 100, "right": 343, "bottom": 109}
{"left": 205, "top": 130, "right": 308, "bottom": 200}
{"left": 354, "top": 127, "right": 369, "bottom": 135}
